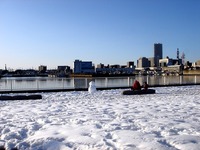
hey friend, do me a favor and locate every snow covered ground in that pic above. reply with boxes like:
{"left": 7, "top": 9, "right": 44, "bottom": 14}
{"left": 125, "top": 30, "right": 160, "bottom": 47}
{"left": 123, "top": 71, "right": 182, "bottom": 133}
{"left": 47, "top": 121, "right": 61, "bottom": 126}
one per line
{"left": 0, "top": 85, "right": 200, "bottom": 150}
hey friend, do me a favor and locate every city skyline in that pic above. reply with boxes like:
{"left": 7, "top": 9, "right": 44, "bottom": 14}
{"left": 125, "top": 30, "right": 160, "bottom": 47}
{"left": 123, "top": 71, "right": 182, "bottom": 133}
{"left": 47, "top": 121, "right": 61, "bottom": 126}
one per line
{"left": 0, "top": 0, "right": 200, "bottom": 69}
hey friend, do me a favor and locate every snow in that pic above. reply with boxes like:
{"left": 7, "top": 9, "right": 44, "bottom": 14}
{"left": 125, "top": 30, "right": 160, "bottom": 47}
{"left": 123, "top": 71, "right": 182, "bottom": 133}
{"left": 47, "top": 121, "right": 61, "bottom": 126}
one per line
{"left": 0, "top": 85, "right": 200, "bottom": 150}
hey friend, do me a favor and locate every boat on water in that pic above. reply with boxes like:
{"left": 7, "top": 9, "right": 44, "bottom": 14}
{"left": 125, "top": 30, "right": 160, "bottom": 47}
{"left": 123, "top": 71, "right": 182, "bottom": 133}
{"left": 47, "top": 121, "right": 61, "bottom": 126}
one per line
{"left": 122, "top": 89, "right": 156, "bottom": 95}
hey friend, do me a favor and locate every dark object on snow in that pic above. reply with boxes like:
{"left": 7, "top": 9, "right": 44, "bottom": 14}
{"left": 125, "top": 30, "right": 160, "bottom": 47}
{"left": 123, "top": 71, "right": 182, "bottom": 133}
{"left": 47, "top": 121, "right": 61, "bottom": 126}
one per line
{"left": 0, "top": 94, "right": 42, "bottom": 101}
{"left": 0, "top": 146, "right": 18, "bottom": 150}
{"left": 122, "top": 89, "right": 156, "bottom": 95}
{"left": 132, "top": 80, "right": 141, "bottom": 90}
{"left": 0, "top": 146, "right": 5, "bottom": 150}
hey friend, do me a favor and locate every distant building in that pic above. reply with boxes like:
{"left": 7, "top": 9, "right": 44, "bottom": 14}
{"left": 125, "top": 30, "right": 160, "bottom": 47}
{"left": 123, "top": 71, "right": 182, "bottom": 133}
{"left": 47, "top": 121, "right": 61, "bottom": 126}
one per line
{"left": 110, "top": 65, "right": 120, "bottom": 68}
{"left": 127, "top": 61, "right": 134, "bottom": 68}
{"left": 159, "top": 57, "right": 173, "bottom": 67}
{"left": 154, "top": 43, "right": 163, "bottom": 67}
{"left": 185, "top": 61, "right": 192, "bottom": 68}
{"left": 96, "top": 62, "right": 135, "bottom": 74}
{"left": 0, "top": 69, "right": 2, "bottom": 75}
{"left": 173, "top": 59, "right": 182, "bottom": 65}
{"left": 96, "top": 63, "right": 104, "bottom": 69}
{"left": 57, "top": 66, "right": 71, "bottom": 77}
{"left": 121, "top": 65, "right": 127, "bottom": 68}
{"left": 148, "top": 57, "right": 155, "bottom": 67}
{"left": 193, "top": 60, "right": 200, "bottom": 67}
{"left": 159, "top": 57, "right": 184, "bottom": 74}
{"left": 137, "top": 57, "right": 150, "bottom": 68}
{"left": 195, "top": 60, "right": 200, "bottom": 66}
{"left": 58, "top": 66, "right": 70, "bottom": 72}
{"left": 74, "top": 60, "right": 95, "bottom": 74}
{"left": 159, "top": 57, "right": 182, "bottom": 67}
{"left": 39, "top": 65, "right": 47, "bottom": 73}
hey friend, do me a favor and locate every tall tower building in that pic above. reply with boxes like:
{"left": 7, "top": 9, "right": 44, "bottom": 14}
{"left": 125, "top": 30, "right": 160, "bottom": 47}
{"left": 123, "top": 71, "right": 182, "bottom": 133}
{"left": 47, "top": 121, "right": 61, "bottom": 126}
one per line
{"left": 154, "top": 43, "right": 163, "bottom": 67}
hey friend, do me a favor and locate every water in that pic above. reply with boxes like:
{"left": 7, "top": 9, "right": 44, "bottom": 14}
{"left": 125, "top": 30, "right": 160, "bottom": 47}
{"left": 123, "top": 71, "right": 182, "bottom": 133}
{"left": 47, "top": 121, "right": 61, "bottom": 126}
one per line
{"left": 0, "top": 76, "right": 200, "bottom": 91}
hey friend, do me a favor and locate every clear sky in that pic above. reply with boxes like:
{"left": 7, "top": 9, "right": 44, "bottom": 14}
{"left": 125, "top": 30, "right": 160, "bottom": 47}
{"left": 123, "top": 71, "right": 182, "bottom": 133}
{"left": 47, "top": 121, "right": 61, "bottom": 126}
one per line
{"left": 0, "top": 0, "right": 200, "bottom": 70}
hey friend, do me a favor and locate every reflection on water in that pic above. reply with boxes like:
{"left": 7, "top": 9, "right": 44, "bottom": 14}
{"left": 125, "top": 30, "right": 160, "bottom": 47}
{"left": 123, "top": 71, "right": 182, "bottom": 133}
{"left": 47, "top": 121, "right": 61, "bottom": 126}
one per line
{"left": 0, "top": 76, "right": 200, "bottom": 91}
{"left": 39, "top": 78, "right": 47, "bottom": 81}
{"left": 15, "top": 79, "right": 23, "bottom": 82}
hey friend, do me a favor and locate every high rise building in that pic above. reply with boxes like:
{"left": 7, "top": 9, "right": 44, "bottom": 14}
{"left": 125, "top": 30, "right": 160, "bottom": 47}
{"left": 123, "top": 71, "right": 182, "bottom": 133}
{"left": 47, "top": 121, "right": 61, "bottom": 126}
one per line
{"left": 154, "top": 43, "right": 163, "bottom": 67}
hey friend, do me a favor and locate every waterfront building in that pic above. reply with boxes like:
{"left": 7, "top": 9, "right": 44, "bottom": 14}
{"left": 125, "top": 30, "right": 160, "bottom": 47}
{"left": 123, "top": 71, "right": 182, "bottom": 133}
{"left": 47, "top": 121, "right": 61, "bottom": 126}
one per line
{"left": 159, "top": 57, "right": 174, "bottom": 67}
{"left": 185, "top": 61, "right": 192, "bottom": 68}
{"left": 127, "top": 61, "right": 134, "bottom": 68}
{"left": 193, "top": 60, "right": 200, "bottom": 68}
{"left": 74, "top": 60, "right": 95, "bottom": 74}
{"left": 159, "top": 57, "right": 183, "bottom": 75}
{"left": 159, "top": 57, "right": 182, "bottom": 67}
{"left": 57, "top": 66, "right": 71, "bottom": 77}
{"left": 110, "top": 65, "right": 120, "bottom": 68}
{"left": 58, "top": 66, "right": 71, "bottom": 72}
{"left": 154, "top": 43, "right": 163, "bottom": 67}
{"left": 96, "top": 63, "right": 104, "bottom": 69}
{"left": 96, "top": 62, "right": 135, "bottom": 75}
{"left": 148, "top": 57, "right": 155, "bottom": 67}
{"left": 137, "top": 57, "right": 150, "bottom": 68}
{"left": 96, "top": 67, "right": 135, "bottom": 75}
{"left": 39, "top": 65, "right": 47, "bottom": 73}
{"left": 173, "top": 59, "right": 182, "bottom": 65}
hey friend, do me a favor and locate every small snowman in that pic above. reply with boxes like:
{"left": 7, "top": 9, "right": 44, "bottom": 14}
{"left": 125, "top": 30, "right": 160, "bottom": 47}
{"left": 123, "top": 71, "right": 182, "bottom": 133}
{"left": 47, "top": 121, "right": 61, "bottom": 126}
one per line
{"left": 88, "top": 81, "right": 97, "bottom": 93}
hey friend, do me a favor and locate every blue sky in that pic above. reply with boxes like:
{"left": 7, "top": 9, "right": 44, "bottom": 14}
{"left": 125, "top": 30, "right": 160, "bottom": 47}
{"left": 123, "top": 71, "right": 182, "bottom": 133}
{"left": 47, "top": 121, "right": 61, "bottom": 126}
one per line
{"left": 0, "top": 0, "right": 200, "bottom": 69}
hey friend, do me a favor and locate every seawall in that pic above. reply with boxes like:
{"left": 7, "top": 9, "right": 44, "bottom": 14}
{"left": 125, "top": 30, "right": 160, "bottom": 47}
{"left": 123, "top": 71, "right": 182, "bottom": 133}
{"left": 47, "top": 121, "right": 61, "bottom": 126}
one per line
{"left": 0, "top": 83, "right": 200, "bottom": 94}
{"left": 183, "top": 70, "right": 200, "bottom": 75}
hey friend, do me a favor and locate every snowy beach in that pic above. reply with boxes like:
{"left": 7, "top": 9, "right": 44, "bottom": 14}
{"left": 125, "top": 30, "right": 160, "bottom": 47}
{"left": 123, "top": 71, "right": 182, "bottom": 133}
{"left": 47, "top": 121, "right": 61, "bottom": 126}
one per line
{"left": 0, "top": 85, "right": 200, "bottom": 150}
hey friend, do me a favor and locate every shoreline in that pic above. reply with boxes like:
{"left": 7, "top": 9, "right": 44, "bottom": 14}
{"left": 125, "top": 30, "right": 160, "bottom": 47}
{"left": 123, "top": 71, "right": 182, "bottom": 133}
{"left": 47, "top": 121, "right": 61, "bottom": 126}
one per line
{"left": 1, "top": 71, "right": 200, "bottom": 79}
{"left": 0, "top": 83, "right": 200, "bottom": 94}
